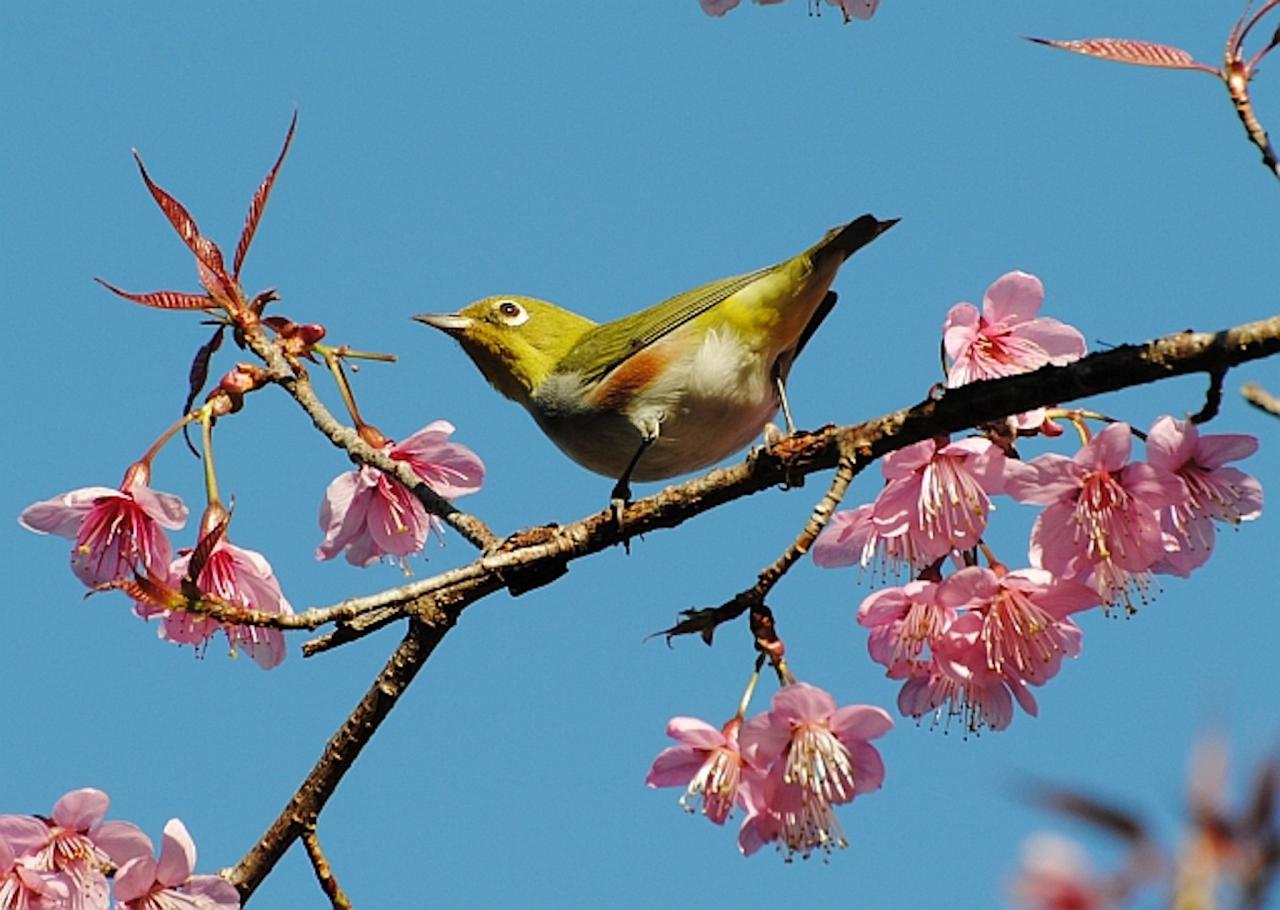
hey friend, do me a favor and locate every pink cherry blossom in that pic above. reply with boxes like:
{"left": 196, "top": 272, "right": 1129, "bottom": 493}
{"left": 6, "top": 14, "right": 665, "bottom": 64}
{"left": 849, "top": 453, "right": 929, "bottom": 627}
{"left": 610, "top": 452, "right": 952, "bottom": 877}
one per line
{"left": 872, "top": 436, "right": 1008, "bottom": 561}
{"left": 0, "top": 816, "right": 71, "bottom": 910}
{"left": 0, "top": 788, "right": 151, "bottom": 910}
{"left": 856, "top": 578, "right": 951, "bottom": 669}
{"left": 113, "top": 819, "right": 239, "bottom": 910}
{"left": 1006, "top": 423, "right": 1184, "bottom": 610}
{"left": 944, "top": 272, "right": 1086, "bottom": 384}
{"left": 316, "top": 420, "right": 484, "bottom": 567}
{"left": 1008, "top": 834, "right": 1115, "bottom": 910}
{"left": 739, "top": 683, "right": 891, "bottom": 859}
{"left": 812, "top": 503, "right": 930, "bottom": 576}
{"left": 1145, "top": 416, "right": 1263, "bottom": 577}
{"left": 893, "top": 640, "right": 1039, "bottom": 734}
{"left": 700, "top": 0, "right": 877, "bottom": 21}
{"left": 937, "top": 566, "right": 1098, "bottom": 686}
{"left": 646, "top": 717, "right": 750, "bottom": 825}
{"left": 943, "top": 272, "right": 1086, "bottom": 429}
{"left": 140, "top": 540, "right": 293, "bottom": 670}
{"left": 19, "top": 467, "right": 187, "bottom": 588}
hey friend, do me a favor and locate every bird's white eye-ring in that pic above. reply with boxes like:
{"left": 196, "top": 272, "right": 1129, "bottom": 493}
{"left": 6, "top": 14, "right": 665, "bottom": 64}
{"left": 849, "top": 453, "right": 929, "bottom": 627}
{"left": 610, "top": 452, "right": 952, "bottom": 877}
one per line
{"left": 495, "top": 299, "right": 529, "bottom": 326}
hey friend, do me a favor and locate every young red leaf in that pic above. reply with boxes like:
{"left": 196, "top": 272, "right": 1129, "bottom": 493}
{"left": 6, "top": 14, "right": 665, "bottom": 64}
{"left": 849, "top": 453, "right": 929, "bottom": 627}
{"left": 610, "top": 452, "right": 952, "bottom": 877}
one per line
{"left": 185, "top": 509, "right": 231, "bottom": 589}
{"left": 94, "top": 277, "right": 214, "bottom": 310}
{"left": 233, "top": 110, "right": 298, "bottom": 281}
{"left": 131, "top": 151, "right": 236, "bottom": 300}
{"left": 1026, "top": 36, "right": 1219, "bottom": 75}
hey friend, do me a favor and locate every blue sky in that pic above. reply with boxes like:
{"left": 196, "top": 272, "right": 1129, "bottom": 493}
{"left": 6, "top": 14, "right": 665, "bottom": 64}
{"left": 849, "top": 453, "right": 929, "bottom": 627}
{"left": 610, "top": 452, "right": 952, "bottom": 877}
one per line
{"left": 2, "top": 3, "right": 1277, "bottom": 908}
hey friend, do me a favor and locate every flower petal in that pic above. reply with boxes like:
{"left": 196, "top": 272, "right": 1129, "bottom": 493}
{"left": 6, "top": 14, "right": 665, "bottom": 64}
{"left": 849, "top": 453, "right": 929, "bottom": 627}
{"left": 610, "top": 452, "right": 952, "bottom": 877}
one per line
{"left": 155, "top": 818, "right": 196, "bottom": 887}
{"left": 830, "top": 704, "right": 894, "bottom": 742}
{"left": 983, "top": 271, "right": 1044, "bottom": 326}
{"left": 52, "top": 787, "right": 109, "bottom": 831}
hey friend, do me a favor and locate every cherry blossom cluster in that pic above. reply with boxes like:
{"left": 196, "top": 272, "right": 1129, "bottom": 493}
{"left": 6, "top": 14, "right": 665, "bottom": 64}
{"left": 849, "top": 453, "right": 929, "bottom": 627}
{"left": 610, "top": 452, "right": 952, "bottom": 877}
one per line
{"left": 17, "top": 119, "right": 486, "bottom": 669}
{"left": 19, "top": 416, "right": 483, "bottom": 668}
{"left": 0, "top": 788, "right": 237, "bottom": 910}
{"left": 647, "top": 682, "right": 892, "bottom": 861}
{"left": 814, "top": 272, "right": 1264, "bottom": 733}
{"left": 699, "top": 0, "right": 879, "bottom": 23}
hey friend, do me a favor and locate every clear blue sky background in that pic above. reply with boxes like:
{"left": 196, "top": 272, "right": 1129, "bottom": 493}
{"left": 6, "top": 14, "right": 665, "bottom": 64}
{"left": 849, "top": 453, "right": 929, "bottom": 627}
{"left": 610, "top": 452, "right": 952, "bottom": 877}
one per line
{"left": 2, "top": 3, "right": 1277, "bottom": 908}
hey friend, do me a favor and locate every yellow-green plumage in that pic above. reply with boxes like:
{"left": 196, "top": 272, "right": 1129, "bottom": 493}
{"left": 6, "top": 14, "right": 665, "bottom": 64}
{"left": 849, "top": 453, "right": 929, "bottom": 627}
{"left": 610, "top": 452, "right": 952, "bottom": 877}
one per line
{"left": 416, "top": 214, "right": 896, "bottom": 491}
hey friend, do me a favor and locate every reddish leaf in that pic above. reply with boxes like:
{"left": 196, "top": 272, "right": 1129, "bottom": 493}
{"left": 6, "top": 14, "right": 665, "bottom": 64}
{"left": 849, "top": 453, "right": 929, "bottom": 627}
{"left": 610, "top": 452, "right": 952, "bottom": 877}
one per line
{"left": 183, "top": 324, "right": 228, "bottom": 456}
{"left": 1026, "top": 36, "right": 1218, "bottom": 74}
{"left": 233, "top": 110, "right": 297, "bottom": 280}
{"left": 131, "top": 151, "right": 236, "bottom": 299}
{"left": 95, "top": 277, "right": 214, "bottom": 310}
{"left": 185, "top": 509, "right": 230, "bottom": 588}
{"left": 96, "top": 572, "right": 185, "bottom": 611}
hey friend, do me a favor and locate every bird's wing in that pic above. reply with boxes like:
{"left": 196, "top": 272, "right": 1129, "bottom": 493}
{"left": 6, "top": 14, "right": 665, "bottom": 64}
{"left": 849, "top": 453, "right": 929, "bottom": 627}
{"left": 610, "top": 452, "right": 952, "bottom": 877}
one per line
{"left": 556, "top": 266, "right": 773, "bottom": 383}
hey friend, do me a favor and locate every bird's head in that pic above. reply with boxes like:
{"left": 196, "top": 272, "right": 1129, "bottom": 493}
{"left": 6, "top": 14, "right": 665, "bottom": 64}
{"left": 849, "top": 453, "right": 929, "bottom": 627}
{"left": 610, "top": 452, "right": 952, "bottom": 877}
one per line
{"left": 415, "top": 296, "right": 595, "bottom": 405}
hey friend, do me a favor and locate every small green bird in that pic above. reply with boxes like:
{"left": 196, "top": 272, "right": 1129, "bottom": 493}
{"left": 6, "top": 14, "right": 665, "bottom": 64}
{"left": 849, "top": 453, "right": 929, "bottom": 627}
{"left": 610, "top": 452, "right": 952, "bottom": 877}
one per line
{"left": 415, "top": 214, "right": 897, "bottom": 502}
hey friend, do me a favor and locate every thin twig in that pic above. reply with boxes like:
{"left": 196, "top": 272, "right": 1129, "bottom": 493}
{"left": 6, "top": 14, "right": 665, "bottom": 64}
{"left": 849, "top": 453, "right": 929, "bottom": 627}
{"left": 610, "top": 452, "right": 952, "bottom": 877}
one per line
{"left": 294, "top": 313, "right": 1280, "bottom": 652}
{"left": 226, "top": 617, "right": 447, "bottom": 901}
{"left": 240, "top": 323, "right": 500, "bottom": 552}
{"left": 300, "top": 827, "right": 353, "bottom": 910}
{"left": 1189, "top": 366, "right": 1227, "bottom": 423}
{"left": 226, "top": 313, "right": 1280, "bottom": 903}
{"left": 1243, "top": 380, "right": 1280, "bottom": 416}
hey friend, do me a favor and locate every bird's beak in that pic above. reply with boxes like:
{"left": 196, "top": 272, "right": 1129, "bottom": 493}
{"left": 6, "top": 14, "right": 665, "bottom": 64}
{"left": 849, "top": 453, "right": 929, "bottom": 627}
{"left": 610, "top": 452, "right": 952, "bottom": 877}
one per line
{"left": 413, "top": 312, "right": 474, "bottom": 336}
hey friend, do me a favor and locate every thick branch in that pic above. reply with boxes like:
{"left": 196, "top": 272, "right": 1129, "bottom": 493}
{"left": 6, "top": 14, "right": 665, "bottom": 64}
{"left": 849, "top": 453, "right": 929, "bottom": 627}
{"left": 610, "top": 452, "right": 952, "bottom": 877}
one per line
{"left": 300, "top": 313, "right": 1280, "bottom": 645}
{"left": 231, "top": 313, "right": 1280, "bottom": 902}
{"left": 225, "top": 617, "right": 449, "bottom": 900}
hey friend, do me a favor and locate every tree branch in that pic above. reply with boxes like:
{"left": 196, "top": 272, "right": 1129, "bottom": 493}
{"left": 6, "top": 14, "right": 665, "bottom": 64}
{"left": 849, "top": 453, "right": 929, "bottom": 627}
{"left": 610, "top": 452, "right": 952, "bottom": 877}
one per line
{"left": 229, "top": 312, "right": 1280, "bottom": 903}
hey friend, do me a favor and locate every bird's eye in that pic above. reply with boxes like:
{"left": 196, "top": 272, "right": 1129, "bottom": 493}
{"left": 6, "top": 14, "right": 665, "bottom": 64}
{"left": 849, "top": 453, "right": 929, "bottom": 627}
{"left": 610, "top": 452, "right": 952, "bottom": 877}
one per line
{"left": 495, "top": 299, "right": 528, "bottom": 326}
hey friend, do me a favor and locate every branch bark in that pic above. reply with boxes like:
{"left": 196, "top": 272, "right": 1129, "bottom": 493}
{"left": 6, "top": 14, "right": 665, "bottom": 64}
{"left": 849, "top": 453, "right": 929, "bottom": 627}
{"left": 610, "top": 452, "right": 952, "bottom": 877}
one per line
{"left": 228, "top": 312, "right": 1280, "bottom": 903}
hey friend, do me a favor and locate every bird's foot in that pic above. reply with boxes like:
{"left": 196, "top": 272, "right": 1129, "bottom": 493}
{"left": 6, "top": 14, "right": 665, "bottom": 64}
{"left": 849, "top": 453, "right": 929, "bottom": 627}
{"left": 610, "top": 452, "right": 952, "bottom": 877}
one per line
{"left": 609, "top": 481, "right": 633, "bottom": 553}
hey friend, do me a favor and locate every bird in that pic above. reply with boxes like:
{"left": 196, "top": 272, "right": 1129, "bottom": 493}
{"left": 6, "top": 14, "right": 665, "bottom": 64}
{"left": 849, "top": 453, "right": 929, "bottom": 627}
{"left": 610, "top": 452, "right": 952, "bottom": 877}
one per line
{"left": 415, "top": 213, "right": 897, "bottom": 504}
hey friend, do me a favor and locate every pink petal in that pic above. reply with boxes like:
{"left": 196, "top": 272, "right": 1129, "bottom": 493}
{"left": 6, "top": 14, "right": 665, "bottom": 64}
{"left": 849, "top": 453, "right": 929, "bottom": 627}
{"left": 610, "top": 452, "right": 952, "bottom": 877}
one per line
{"left": 812, "top": 506, "right": 873, "bottom": 568}
{"left": 113, "top": 855, "right": 157, "bottom": 902}
{"left": 771, "top": 682, "right": 836, "bottom": 725}
{"left": 941, "top": 302, "right": 980, "bottom": 365}
{"left": 881, "top": 439, "right": 937, "bottom": 480}
{"left": 1119, "top": 462, "right": 1185, "bottom": 509}
{"left": 0, "top": 815, "right": 53, "bottom": 856}
{"left": 739, "top": 712, "right": 791, "bottom": 768}
{"left": 645, "top": 745, "right": 705, "bottom": 788}
{"left": 857, "top": 586, "right": 911, "bottom": 627}
{"left": 665, "top": 716, "right": 725, "bottom": 750}
{"left": 700, "top": 0, "right": 741, "bottom": 14}
{"left": 1079, "top": 423, "right": 1132, "bottom": 473}
{"left": 91, "top": 821, "right": 153, "bottom": 868}
{"left": 52, "top": 788, "right": 109, "bottom": 831}
{"left": 829, "top": 704, "right": 893, "bottom": 742}
{"left": 847, "top": 741, "right": 886, "bottom": 793}
{"left": 18, "top": 487, "right": 116, "bottom": 538}
{"left": 1005, "top": 455, "right": 1081, "bottom": 504}
{"left": 983, "top": 271, "right": 1044, "bottom": 326}
{"left": 1212, "top": 467, "right": 1263, "bottom": 520}
{"left": 1008, "top": 317, "right": 1086, "bottom": 364}
{"left": 869, "top": 475, "right": 918, "bottom": 535}
{"left": 183, "top": 875, "right": 242, "bottom": 909}
{"left": 1145, "top": 416, "right": 1194, "bottom": 471}
{"left": 155, "top": 819, "right": 196, "bottom": 887}
{"left": 1028, "top": 503, "right": 1081, "bottom": 578}
{"left": 839, "top": 0, "right": 879, "bottom": 19}
{"left": 936, "top": 565, "right": 999, "bottom": 611}
{"left": 367, "top": 480, "right": 430, "bottom": 558}
{"left": 316, "top": 470, "right": 374, "bottom": 561}
{"left": 1195, "top": 433, "right": 1259, "bottom": 469}
{"left": 128, "top": 485, "right": 189, "bottom": 529}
